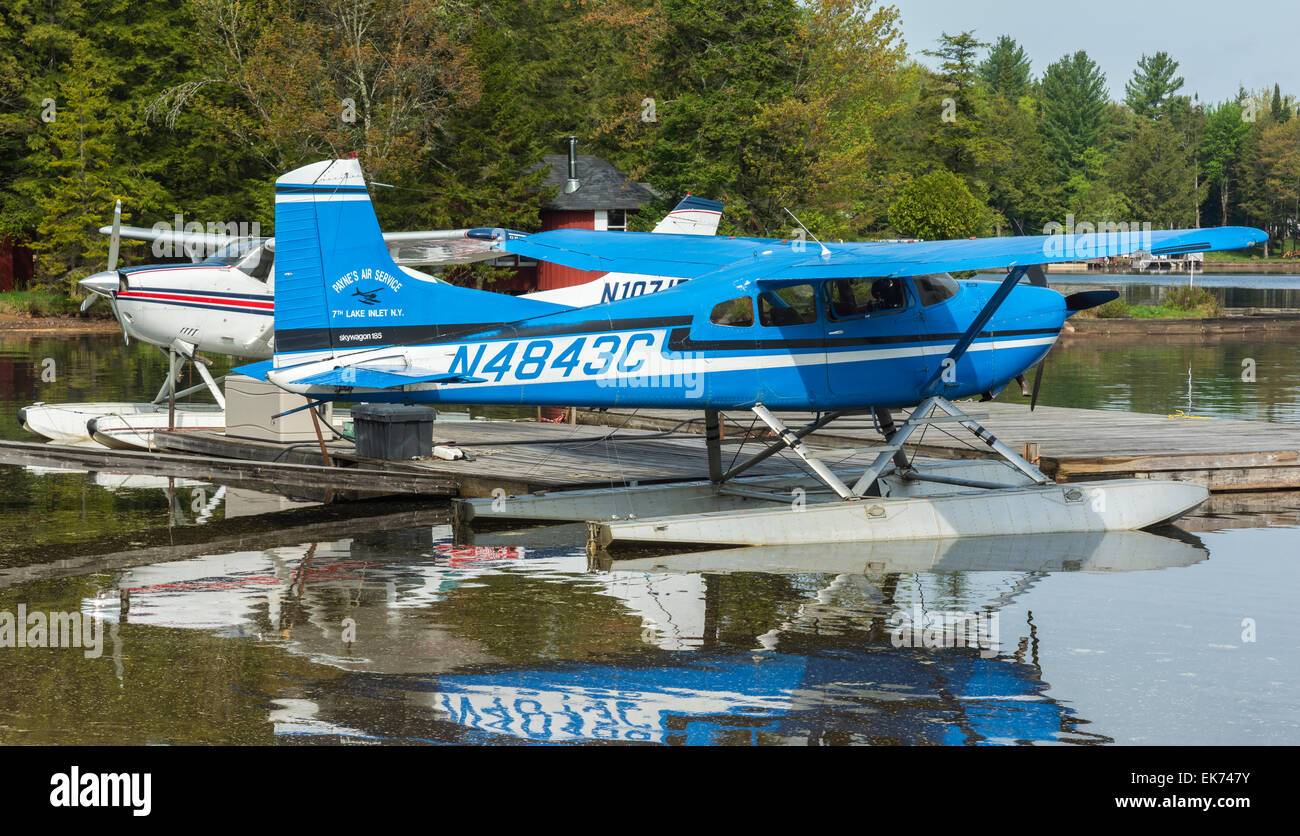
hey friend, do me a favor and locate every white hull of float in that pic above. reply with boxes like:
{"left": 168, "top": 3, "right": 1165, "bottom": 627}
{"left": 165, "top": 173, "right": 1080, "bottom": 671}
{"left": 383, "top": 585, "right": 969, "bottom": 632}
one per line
{"left": 88, "top": 408, "right": 226, "bottom": 450}
{"left": 591, "top": 477, "right": 1208, "bottom": 548}
{"left": 19, "top": 402, "right": 224, "bottom": 448}
{"left": 613, "top": 530, "right": 1207, "bottom": 575}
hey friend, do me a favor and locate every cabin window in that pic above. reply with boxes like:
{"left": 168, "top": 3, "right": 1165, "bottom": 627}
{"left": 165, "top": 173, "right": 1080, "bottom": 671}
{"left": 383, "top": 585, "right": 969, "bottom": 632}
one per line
{"left": 759, "top": 284, "right": 819, "bottom": 326}
{"left": 235, "top": 245, "right": 275, "bottom": 282}
{"left": 913, "top": 273, "right": 959, "bottom": 306}
{"left": 826, "top": 277, "right": 908, "bottom": 319}
{"left": 710, "top": 296, "right": 754, "bottom": 327}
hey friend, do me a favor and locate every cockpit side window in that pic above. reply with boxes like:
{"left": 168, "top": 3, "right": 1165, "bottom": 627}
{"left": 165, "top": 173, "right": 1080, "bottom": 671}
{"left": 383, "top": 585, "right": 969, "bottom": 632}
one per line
{"left": 710, "top": 296, "right": 754, "bottom": 327}
{"left": 826, "top": 277, "right": 908, "bottom": 320}
{"left": 235, "top": 245, "right": 275, "bottom": 282}
{"left": 912, "top": 273, "right": 959, "bottom": 306}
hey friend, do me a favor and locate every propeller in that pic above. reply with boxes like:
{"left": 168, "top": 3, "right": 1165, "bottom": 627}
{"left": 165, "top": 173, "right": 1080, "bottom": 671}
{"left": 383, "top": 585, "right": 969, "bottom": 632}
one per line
{"left": 78, "top": 200, "right": 132, "bottom": 344}
{"left": 80, "top": 199, "right": 122, "bottom": 312}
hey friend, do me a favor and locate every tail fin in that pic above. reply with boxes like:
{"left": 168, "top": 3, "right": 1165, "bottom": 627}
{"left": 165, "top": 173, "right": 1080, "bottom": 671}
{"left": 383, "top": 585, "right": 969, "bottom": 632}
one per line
{"left": 650, "top": 195, "right": 723, "bottom": 235}
{"left": 273, "top": 159, "right": 563, "bottom": 360}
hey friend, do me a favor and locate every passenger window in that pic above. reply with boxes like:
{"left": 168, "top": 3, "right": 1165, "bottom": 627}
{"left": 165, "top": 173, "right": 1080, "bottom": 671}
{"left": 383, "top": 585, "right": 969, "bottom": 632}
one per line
{"left": 759, "top": 284, "right": 818, "bottom": 327}
{"left": 710, "top": 296, "right": 754, "bottom": 327}
{"left": 827, "top": 277, "right": 908, "bottom": 319}
{"left": 913, "top": 273, "right": 958, "bottom": 306}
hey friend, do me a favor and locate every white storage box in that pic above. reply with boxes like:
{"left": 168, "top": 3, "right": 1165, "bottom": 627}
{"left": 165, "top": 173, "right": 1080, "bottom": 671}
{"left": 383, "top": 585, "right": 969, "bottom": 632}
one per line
{"left": 224, "top": 374, "right": 332, "bottom": 442}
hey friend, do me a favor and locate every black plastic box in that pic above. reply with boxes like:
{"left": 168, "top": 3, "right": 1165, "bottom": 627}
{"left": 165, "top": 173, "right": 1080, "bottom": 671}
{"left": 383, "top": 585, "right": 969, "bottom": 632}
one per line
{"left": 351, "top": 404, "right": 437, "bottom": 460}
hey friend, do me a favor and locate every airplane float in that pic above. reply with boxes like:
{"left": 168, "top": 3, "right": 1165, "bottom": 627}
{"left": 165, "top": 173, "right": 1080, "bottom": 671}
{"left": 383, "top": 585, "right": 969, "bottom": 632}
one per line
{"left": 19, "top": 186, "right": 722, "bottom": 447}
{"left": 231, "top": 158, "right": 1267, "bottom": 547}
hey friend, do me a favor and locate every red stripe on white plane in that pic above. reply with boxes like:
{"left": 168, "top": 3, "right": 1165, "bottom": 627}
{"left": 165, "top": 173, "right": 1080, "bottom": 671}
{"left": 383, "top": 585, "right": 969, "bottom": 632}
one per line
{"left": 118, "top": 291, "right": 273, "bottom": 310}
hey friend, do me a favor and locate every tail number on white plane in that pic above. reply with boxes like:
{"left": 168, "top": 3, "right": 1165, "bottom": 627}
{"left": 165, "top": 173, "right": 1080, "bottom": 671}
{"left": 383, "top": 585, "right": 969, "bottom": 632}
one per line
{"left": 447, "top": 332, "right": 664, "bottom": 384}
{"left": 600, "top": 279, "right": 688, "bottom": 304}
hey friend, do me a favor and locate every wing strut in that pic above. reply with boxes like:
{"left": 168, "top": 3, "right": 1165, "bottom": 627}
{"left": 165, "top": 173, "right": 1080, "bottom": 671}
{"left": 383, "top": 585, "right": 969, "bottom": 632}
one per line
{"left": 919, "top": 265, "right": 1028, "bottom": 398}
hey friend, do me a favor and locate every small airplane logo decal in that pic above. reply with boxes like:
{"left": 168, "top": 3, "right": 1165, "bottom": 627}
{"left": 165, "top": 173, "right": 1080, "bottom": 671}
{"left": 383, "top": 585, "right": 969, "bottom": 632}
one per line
{"left": 352, "top": 285, "right": 383, "bottom": 306}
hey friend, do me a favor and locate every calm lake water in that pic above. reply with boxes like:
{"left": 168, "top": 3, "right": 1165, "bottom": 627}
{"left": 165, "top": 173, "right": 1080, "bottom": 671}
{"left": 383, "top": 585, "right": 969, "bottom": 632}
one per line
{"left": 1, "top": 323, "right": 1298, "bottom": 745}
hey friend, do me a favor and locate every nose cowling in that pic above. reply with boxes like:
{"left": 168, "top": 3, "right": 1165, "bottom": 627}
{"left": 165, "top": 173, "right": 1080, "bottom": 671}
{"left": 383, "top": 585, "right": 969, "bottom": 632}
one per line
{"left": 79, "top": 270, "right": 121, "bottom": 297}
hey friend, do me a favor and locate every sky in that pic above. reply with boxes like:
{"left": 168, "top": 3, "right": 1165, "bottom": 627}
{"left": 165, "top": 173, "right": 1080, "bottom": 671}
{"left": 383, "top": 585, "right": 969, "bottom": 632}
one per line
{"left": 889, "top": 0, "right": 1297, "bottom": 104}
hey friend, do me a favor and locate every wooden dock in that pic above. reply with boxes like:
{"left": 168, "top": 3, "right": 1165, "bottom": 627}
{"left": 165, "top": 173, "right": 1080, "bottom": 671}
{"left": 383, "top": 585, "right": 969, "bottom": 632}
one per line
{"left": 8, "top": 398, "right": 1300, "bottom": 500}
{"left": 574, "top": 402, "right": 1300, "bottom": 492}
{"left": 150, "top": 421, "right": 889, "bottom": 497}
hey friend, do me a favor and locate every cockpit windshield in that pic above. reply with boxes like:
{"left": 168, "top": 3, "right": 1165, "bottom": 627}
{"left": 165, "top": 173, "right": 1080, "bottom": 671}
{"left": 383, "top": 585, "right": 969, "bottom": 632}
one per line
{"left": 201, "top": 238, "right": 270, "bottom": 268}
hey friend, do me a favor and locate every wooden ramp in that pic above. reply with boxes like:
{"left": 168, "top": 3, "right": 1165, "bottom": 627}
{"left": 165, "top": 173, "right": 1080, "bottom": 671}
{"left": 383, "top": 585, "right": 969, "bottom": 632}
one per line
{"left": 575, "top": 403, "right": 1300, "bottom": 492}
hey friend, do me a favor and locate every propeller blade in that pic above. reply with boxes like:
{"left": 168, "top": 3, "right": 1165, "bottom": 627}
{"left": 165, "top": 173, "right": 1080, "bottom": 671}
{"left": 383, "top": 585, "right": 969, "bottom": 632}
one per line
{"left": 107, "top": 199, "right": 122, "bottom": 272}
{"left": 1030, "top": 356, "right": 1046, "bottom": 411}
{"left": 79, "top": 295, "right": 99, "bottom": 312}
{"left": 106, "top": 294, "right": 130, "bottom": 345}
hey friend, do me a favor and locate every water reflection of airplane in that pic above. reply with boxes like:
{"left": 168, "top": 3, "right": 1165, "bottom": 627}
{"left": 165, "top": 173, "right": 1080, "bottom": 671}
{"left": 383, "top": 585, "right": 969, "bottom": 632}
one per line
{"left": 21, "top": 194, "right": 722, "bottom": 445}
{"left": 78, "top": 525, "right": 1203, "bottom": 744}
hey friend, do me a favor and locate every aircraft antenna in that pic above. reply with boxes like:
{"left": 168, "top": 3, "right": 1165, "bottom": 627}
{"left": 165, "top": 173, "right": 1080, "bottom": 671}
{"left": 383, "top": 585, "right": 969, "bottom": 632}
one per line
{"left": 783, "top": 208, "right": 832, "bottom": 259}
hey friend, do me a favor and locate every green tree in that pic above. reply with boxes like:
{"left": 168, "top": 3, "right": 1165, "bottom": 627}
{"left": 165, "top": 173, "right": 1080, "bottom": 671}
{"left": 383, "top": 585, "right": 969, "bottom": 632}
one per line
{"left": 1269, "top": 83, "right": 1290, "bottom": 123}
{"left": 1201, "top": 101, "right": 1250, "bottom": 225}
{"left": 643, "top": 0, "right": 802, "bottom": 233}
{"left": 1112, "top": 118, "right": 1201, "bottom": 227}
{"left": 919, "top": 31, "right": 990, "bottom": 179}
{"left": 979, "top": 35, "right": 1033, "bottom": 100}
{"left": 1039, "top": 50, "right": 1110, "bottom": 185}
{"left": 888, "top": 168, "right": 987, "bottom": 240}
{"left": 1124, "top": 52, "right": 1184, "bottom": 120}
{"left": 21, "top": 41, "right": 167, "bottom": 289}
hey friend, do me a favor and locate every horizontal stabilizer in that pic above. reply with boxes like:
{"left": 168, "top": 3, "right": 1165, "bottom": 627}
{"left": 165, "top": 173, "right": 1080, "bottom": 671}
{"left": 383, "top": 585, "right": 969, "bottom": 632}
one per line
{"left": 231, "top": 360, "right": 274, "bottom": 380}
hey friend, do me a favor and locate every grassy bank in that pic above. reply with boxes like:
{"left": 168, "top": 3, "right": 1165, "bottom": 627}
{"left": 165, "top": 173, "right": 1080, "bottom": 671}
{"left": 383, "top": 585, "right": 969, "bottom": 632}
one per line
{"left": 1076, "top": 286, "right": 1223, "bottom": 320}
{"left": 0, "top": 290, "right": 83, "bottom": 318}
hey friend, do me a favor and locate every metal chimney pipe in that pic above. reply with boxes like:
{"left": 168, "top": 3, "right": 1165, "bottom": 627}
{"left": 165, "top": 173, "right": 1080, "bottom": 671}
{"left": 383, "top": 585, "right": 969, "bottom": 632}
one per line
{"left": 564, "top": 135, "right": 580, "bottom": 194}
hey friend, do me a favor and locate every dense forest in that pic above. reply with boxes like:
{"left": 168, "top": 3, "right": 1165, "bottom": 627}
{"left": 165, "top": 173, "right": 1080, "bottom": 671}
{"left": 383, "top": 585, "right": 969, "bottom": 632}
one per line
{"left": 0, "top": 0, "right": 1296, "bottom": 293}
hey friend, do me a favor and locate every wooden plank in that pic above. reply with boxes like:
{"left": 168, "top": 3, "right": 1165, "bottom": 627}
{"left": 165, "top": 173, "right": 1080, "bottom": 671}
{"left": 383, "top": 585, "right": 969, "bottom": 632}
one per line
{"left": 0, "top": 439, "right": 456, "bottom": 496}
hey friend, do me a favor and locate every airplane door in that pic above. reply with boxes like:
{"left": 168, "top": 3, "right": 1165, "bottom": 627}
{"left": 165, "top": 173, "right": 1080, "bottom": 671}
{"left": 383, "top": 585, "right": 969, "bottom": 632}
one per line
{"left": 753, "top": 282, "right": 828, "bottom": 406}
{"left": 912, "top": 273, "right": 978, "bottom": 394}
{"left": 825, "top": 277, "right": 925, "bottom": 403}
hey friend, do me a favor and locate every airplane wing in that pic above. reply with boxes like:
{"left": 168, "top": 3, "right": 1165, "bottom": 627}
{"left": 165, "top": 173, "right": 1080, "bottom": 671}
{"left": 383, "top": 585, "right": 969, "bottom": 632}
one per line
{"left": 382, "top": 228, "right": 528, "bottom": 266}
{"left": 102, "top": 224, "right": 248, "bottom": 255}
{"left": 503, "top": 227, "right": 1267, "bottom": 280}
{"left": 105, "top": 224, "right": 528, "bottom": 267}
{"left": 502, "top": 231, "right": 782, "bottom": 277}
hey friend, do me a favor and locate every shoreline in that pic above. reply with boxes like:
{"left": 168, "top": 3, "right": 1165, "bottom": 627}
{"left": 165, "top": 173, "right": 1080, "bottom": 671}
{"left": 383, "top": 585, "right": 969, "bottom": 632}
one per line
{"left": 1065, "top": 313, "right": 1300, "bottom": 337}
{"left": 0, "top": 314, "right": 121, "bottom": 335}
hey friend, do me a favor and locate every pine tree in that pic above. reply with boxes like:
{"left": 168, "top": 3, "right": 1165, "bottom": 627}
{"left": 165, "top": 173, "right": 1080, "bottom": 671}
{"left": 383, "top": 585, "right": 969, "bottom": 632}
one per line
{"left": 1040, "top": 51, "right": 1109, "bottom": 177}
{"left": 1124, "top": 52, "right": 1184, "bottom": 119}
{"left": 979, "top": 35, "right": 1033, "bottom": 101}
